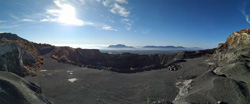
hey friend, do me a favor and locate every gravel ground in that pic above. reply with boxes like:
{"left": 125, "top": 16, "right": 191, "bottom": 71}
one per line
{"left": 25, "top": 54, "right": 211, "bottom": 104}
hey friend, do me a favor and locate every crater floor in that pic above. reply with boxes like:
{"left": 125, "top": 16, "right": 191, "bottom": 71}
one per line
{"left": 25, "top": 54, "right": 211, "bottom": 104}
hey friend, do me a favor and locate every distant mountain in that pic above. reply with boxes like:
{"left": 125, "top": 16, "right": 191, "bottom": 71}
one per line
{"left": 108, "top": 44, "right": 134, "bottom": 48}
{"left": 143, "top": 45, "right": 185, "bottom": 49}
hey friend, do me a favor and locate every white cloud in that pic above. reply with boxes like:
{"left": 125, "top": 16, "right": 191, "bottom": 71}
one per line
{"left": 79, "top": 0, "right": 85, "bottom": 5}
{"left": 121, "top": 18, "right": 133, "bottom": 30}
{"left": 21, "top": 19, "right": 34, "bottom": 22}
{"left": 116, "top": 0, "right": 128, "bottom": 4}
{"left": 142, "top": 29, "right": 149, "bottom": 34}
{"left": 101, "top": 25, "right": 117, "bottom": 31}
{"left": 240, "top": 2, "right": 250, "bottom": 24}
{"left": 240, "top": 9, "right": 250, "bottom": 24}
{"left": 71, "top": 0, "right": 101, "bottom": 6}
{"left": 109, "top": 19, "right": 115, "bottom": 23}
{"left": 0, "top": 20, "right": 5, "bottom": 23}
{"left": 9, "top": 14, "right": 35, "bottom": 22}
{"left": 103, "top": 0, "right": 111, "bottom": 7}
{"left": 125, "top": 26, "right": 131, "bottom": 30}
{"left": 0, "top": 25, "right": 19, "bottom": 29}
{"left": 121, "top": 18, "right": 132, "bottom": 26}
{"left": 102, "top": 0, "right": 130, "bottom": 17}
{"left": 38, "top": 0, "right": 118, "bottom": 31}
{"left": 40, "top": 16, "right": 57, "bottom": 22}
{"left": 41, "top": 0, "right": 84, "bottom": 26}
{"left": 110, "top": 3, "right": 129, "bottom": 17}
{"left": 121, "top": 18, "right": 129, "bottom": 22}
{"left": 9, "top": 14, "right": 19, "bottom": 20}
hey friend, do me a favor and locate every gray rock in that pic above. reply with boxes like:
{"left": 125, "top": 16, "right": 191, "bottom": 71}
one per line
{"left": 174, "top": 29, "right": 250, "bottom": 104}
{"left": 0, "top": 71, "right": 51, "bottom": 104}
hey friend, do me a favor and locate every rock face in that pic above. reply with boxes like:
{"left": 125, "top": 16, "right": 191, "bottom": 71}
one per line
{"left": 174, "top": 71, "right": 250, "bottom": 104}
{"left": 174, "top": 29, "right": 250, "bottom": 104}
{"left": 0, "top": 34, "right": 43, "bottom": 76}
{"left": 0, "top": 71, "right": 51, "bottom": 104}
{"left": 0, "top": 33, "right": 28, "bottom": 41}
{"left": 224, "top": 29, "right": 250, "bottom": 48}
{"left": 0, "top": 33, "right": 215, "bottom": 75}
{"left": 212, "top": 29, "right": 250, "bottom": 103}
{"left": 213, "top": 28, "right": 250, "bottom": 64}
{"left": 51, "top": 47, "right": 215, "bottom": 73}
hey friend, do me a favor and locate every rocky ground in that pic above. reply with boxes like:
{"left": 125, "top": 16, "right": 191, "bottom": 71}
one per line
{"left": 24, "top": 53, "right": 212, "bottom": 104}
{"left": 1, "top": 29, "right": 250, "bottom": 104}
{"left": 173, "top": 29, "right": 250, "bottom": 104}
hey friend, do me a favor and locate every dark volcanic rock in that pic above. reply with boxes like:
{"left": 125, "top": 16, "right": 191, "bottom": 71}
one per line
{"left": 180, "top": 49, "right": 216, "bottom": 59}
{"left": 0, "top": 32, "right": 28, "bottom": 41}
{"left": 167, "top": 64, "right": 181, "bottom": 71}
{"left": 174, "top": 29, "right": 250, "bottom": 104}
{"left": 35, "top": 43, "right": 55, "bottom": 55}
{"left": 0, "top": 33, "right": 44, "bottom": 76}
{"left": 0, "top": 71, "right": 51, "bottom": 104}
{"left": 0, "top": 33, "right": 215, "bottom": 75}
{"left": 50, "top": 48, "right": 206, "bottom": 73}
{"left": 174, "top": 71, "right": 250, "bottom": 104}
{"left": 212, "top": 29, "right": 250, "bottom": 100}
{"left": 50, "top": 47, "right": 215, "bottom": 73}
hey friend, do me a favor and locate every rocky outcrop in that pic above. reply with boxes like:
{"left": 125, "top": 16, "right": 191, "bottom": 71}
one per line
{"left": 51, "top": 47, "right": 215, "bottom": 73}
{"left": 224, "top": 28, "right": 250, "bottom": 48}
{"left": 213, "top": 29, "right": 250, "bottom": 64}
{"left": 0, "top": 38, "right": 43, "bottom": 77}
{"left": 174, "top": 71, "right": 249, "bottom": 104}
{"left": 174, "top": 29, "right": 250, "bottom": 104}
{"left": 0, "top": 33, "right": 215, "bottom": 75}
{"left": 0, "top": 71, "right": 51, "bottom": 104}
{"left": 0, "top": 32, "right": 28, "bottom": 41}
{"left": 35, "top": 43, "right": 55, "bottom": 55}
{"left": 51, "top": 47, "right": 166, "bottom": 72}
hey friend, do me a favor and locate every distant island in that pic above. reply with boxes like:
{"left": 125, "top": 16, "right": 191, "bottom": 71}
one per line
{"left": 143, "top": 45, "right": 185, "bottom": 49}
{"left": 108, "top": 44, "right": 134, "bottom": 48}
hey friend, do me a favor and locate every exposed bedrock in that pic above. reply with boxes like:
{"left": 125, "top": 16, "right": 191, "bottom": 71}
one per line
{"left": 0, "top": 34, "right": 43, "bottom": 77}
{"left": 174, "top": 29, "right": 250, "bottom": 104}
{"left": 50, "top": 46, "right": 215, "bottom": 73}
{"left": 0, "top": 71, "right": 51, "bottom": 104}
{"left": 174, "top": 71, "right": 249, "bottom": 104}
{"left": 0, "top": 33, "right": 216, "bottom": 75}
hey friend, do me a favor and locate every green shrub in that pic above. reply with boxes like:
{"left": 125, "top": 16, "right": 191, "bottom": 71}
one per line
{"left": 147, "top": 97, "right": 151, "bottom": 104}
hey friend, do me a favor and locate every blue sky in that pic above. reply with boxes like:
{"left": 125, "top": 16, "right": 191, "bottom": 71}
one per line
{"left": 0, "top": 0, "right": 250, "bottom": 49}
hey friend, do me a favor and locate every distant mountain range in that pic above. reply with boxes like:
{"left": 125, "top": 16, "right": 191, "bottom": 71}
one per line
{"left": 108, "top": 44, "right": 134, "bottom": 48}
{"left": 143, "top": 46, "right": 185, "bottom": 49}
{"left": 107, "top": 44, "right": 202, "bottom": 50}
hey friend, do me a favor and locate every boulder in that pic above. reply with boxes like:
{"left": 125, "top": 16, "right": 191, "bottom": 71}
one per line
{"left": 0, "top": 71, "right": 51, "bottom": 104}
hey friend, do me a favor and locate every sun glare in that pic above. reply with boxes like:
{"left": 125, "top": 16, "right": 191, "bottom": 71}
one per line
{"left": 57, "top": 4, "right": 83, "bottom": 26}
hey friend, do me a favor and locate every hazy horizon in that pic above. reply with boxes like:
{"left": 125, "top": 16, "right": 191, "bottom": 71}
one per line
{"left": 1, "top": 0, "right": 250, "bottom": 49}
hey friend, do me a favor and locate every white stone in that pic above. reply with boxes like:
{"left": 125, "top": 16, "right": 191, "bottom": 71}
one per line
{"left": 68, "top": 78, "right": 77, "bottom": 82}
